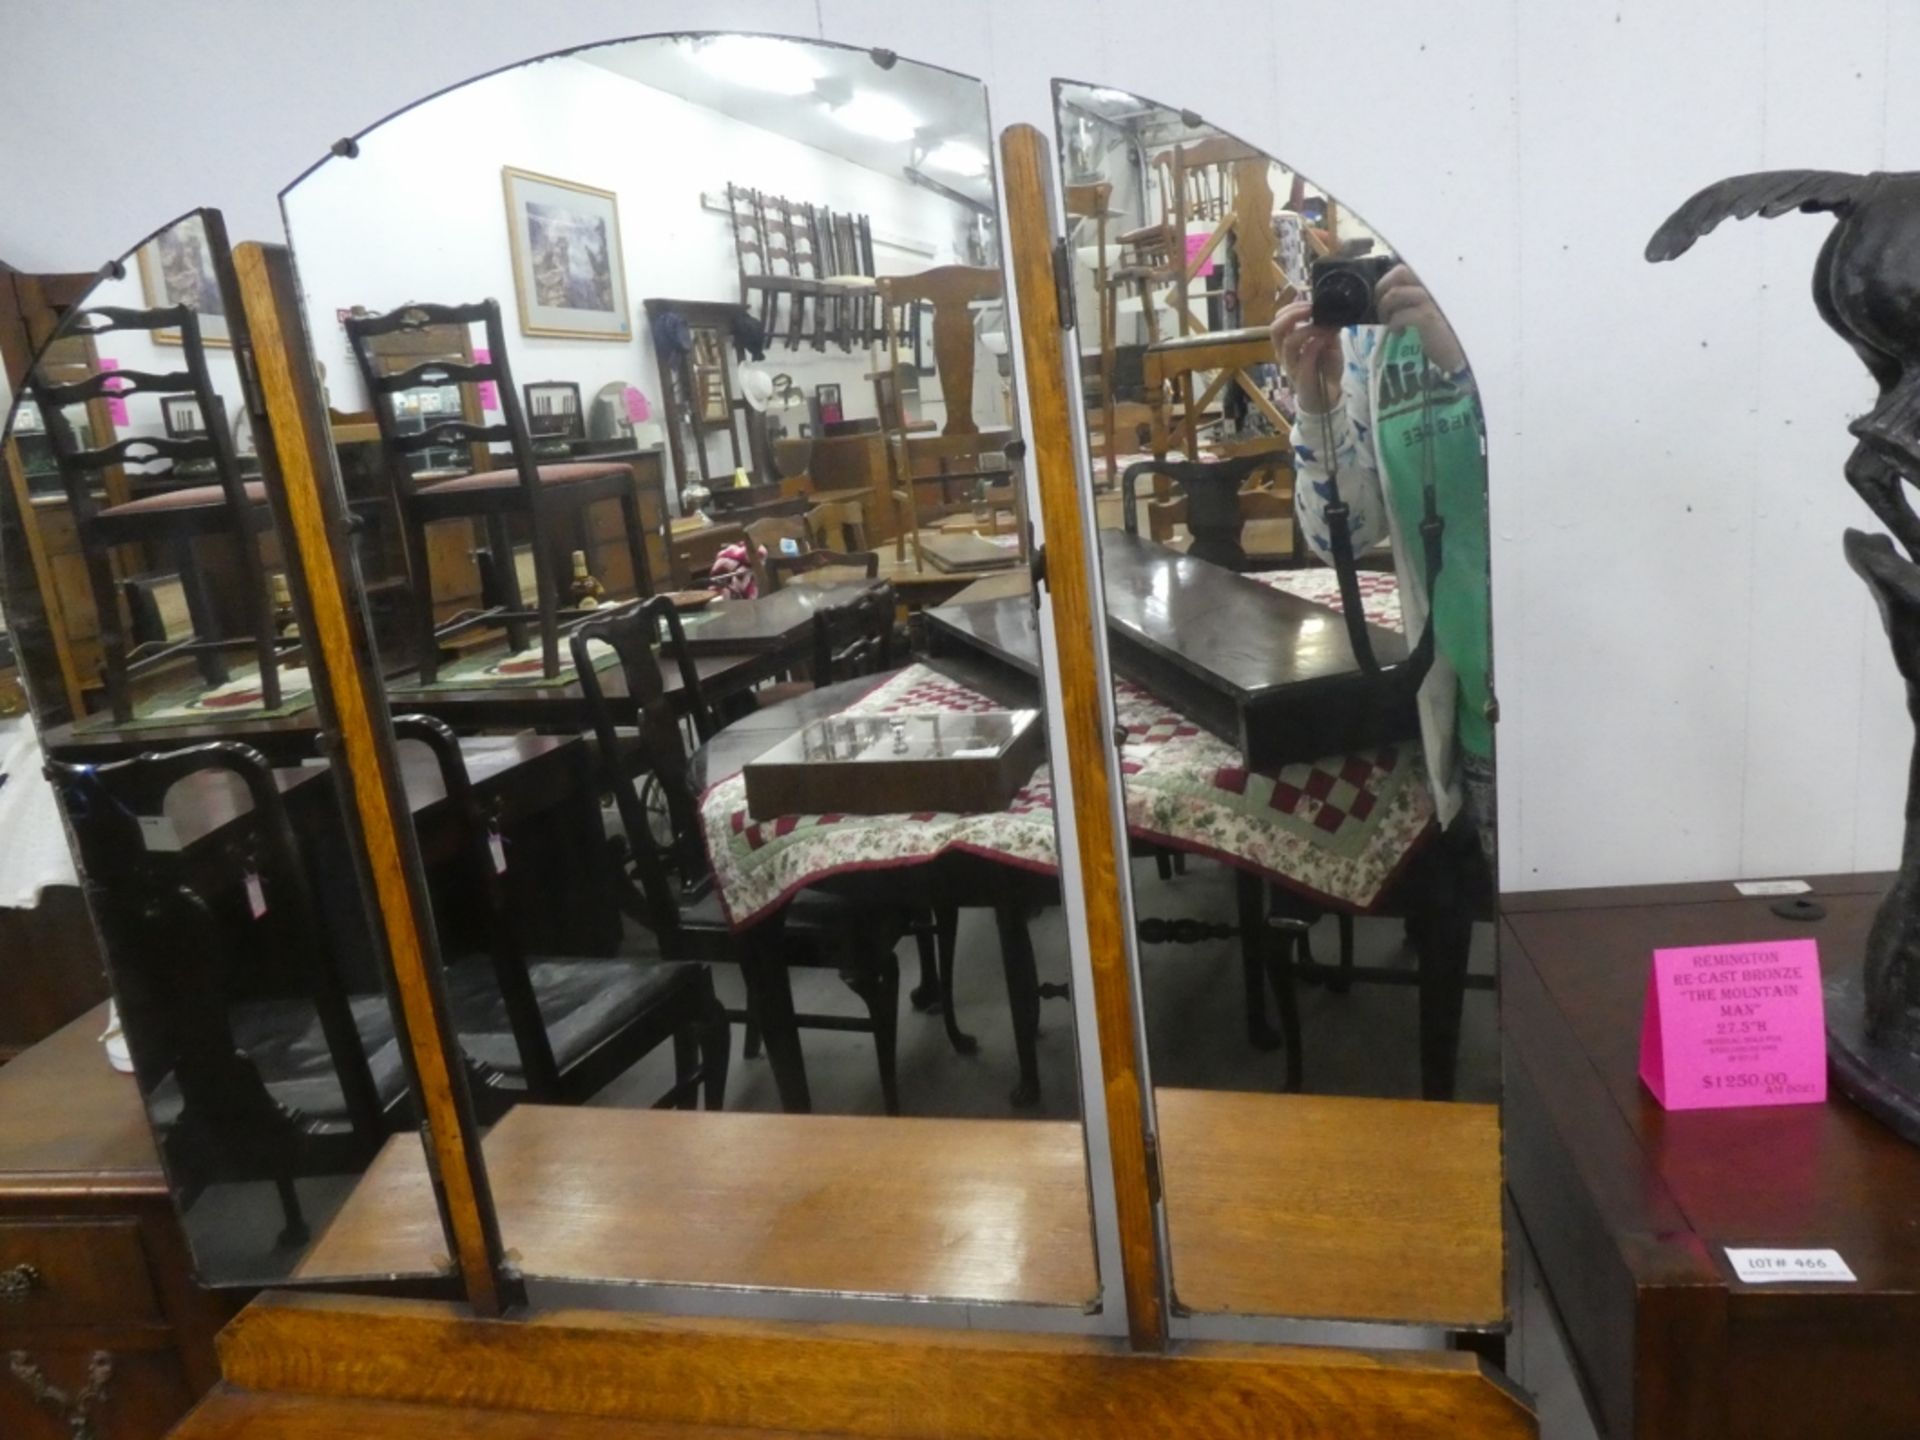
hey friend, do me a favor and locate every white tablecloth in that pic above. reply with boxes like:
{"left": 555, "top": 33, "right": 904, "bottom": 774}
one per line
{"left": 0, "top": 715, "right": 77, "bottom": 907}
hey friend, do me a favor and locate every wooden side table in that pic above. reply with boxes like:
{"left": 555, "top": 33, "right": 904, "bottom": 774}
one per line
{"left": 0, "top": 1006, "right": 233, "bottom": 1440}
{"left": 1503, "top": 874, "right": 1920, "bottom": 1440}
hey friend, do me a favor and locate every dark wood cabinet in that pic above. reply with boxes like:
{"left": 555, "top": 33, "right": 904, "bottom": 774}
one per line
{"left": 1504, "top": 875, "right": 1920, "bottom": 1440}
{"left": 0, "top": 1007, "right": 234, "bottom": 1440}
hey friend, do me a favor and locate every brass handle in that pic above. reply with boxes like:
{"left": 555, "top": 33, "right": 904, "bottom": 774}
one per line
{"left": 0, "top": 1263, "right": 43, "bottom": 1301}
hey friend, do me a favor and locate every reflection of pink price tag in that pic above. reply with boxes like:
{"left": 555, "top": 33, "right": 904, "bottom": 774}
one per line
{"left": 623, "top": 386, "right": 650, "bottom": 423}
{"left": 1184, "top": 232, "right": 1216, "bottom": 277}
{"left": 488, "top": 828, "right": 507, "bottom": 875}
{"left": 99, "top": 358, "right": 130, "bottom": 425}
{"left": 1639, "top": 938, "right": 1826, "bottom": 1110}
{"left": 472, "top": 348, "right": 500, "bottom": 411}
{"left": 244, "top": 869, "right": 268, "bottom": 919}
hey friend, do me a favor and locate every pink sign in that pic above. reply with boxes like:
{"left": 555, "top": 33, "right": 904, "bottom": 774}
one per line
{"left": 471, "top": 348, "right": 500, "bottom": 412}
{"left": 622, "top": 385, "right": 651, "bottom": 424}
{"left": 1640, "top": 938, "right": 1826, "bottom": 1110}
{"left": 98, "top": 357, "right": 129, "bottom": 425}
{"left": 1184, "top": 231, "right": 1217, "bottom": 277}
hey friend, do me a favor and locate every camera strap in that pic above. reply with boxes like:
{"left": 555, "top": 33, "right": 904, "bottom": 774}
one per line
{"left": 1313, "top": 341, "right": 1443, "bottom": 687}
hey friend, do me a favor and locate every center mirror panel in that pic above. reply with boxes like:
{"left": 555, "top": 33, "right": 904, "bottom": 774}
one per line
{"left": 0, "top": 213, "right": 453, "bottom": 1290}
{"left": 279, "top": 34, "right": 1103, "bottom": 1316}
{"left": 1050, "top": 83, "right": 1501, "bottom": 1334}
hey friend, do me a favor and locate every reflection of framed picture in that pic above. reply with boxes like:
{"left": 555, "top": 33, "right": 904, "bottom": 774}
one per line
{"left": 136, "top": 215, "right": 230, "bottom": 347}
{"left": 501, "top": 166, "right": 632, "bottom": 341}
{"left": 815, "top": 383, "right": 844, "bottom": 426}
{"left": 161, "top": 395, "right": 215, "bottom": 437}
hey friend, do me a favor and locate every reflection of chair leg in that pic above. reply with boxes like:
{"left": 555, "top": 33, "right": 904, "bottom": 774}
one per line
{"left": 1155, "top": 850, "right": 1173, "bottom": 882}
{"left": 697, "top": 981, "right": 731, "bottom": 1110}
{"left": 670, "top": 1027, "right": 699, "bottom": 1109}
{"left": 174, "top": 536, "right": 231, "bottom": 689}
{"left": 84, "top": 541, "right": 135, "bottom": 721}
{"left": 1262, "top": 925, "right": 1305, "bottom": 1093}
{"left": 908, "top": 908, "right": 940, "bottom": 1011}
{"left": 1329, "top": 914, "right": 1356, "bottom": 994}
{"left": 1235, "top": 872, "right": 1281, "bottom": 1051}
{"left": 273, "top": 1174, "right": 310, "bottom": 1249}
{"left": 1408, "top": 828, "right": 1476, "bottom": 1101}
{"left": 993, "top": 901, "right": 1042, "bottom": 1109}
{"left": 402, "top": 507, "right": 442, "bottom": 684}
{"left": 743, "top": 1020, "right": 762, "bottom": 1060}
{"left": 738, "top": 926, "right": 810, "bottom": 1113}
{"left": 933, "top": 905, "right": 976, "bottom": 1056}
{"left": 844, "top": 932, "right": 901, "bottom": 1116}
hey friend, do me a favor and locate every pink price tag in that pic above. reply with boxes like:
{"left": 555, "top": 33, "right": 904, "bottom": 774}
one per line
{"left": 1640, "top": 938, "right": 1826, "bottom": 1110}
{"left": 243, "top": 870, "right": 268, "bottom": 920}
{"left": 99, "top": 357, "right": 130, "bottom": 425}
{"left": 623, "top": 385, "right": 650, "bottom": 423}
{"left": 471, "top": 348, "right": 500, "bottom": 412}
{"left": 487, "top": 828, "right": 507, "bottom": 876}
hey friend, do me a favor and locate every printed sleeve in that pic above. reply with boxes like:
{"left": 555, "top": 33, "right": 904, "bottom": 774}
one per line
{"left": 1290, "top": 329, "right": 1386, "bottom": 564}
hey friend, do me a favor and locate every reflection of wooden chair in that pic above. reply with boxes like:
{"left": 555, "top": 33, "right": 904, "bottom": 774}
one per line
{"left": 49, "top": 743, "right": 404, "bottom": 1247}
{"left": 1138, "top": 137, "right": 1292, "bottom": 463}
{"left": 571, "top": 597, "right": 913, "bottom": 1115}
{"left": 766, "top": 548, "right": 880, "bottom": 592}
{"left": 874, "top": 266, "right": 1017, "bottom": 570}
{"left": 391, "top": 714, "right": 728, "bottom": 1114}
{"left": 805, "top": 499, "right": 868, "bottom": 552}
{"left": 346, "top": 300, "right": 651, "bottom": 683}
{"left": 32, "top": 304, "right": 281, "bottom": 722}
{"left": 671, "top": 520, "right": 747, "bottom": 590}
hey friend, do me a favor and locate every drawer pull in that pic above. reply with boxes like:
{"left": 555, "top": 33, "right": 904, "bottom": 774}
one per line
{"left": 0, "top": 1263, "right": 43, "bottom": 1300}
{"left": 7, "top": 1350, "right": 114, "bottom": 1440}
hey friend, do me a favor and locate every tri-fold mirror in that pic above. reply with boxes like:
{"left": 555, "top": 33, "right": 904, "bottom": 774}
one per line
{"left": 0, "top": 35, "right": 1503, "bottom": 1354}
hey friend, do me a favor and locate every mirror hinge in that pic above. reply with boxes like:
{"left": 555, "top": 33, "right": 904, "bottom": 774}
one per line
{"left": 1030, "top": 541, "right": 1048, "bottom": 594}
{"left": 1052, "top": 238, "right": 1076, "bottom": 331}
{"left": 1143, "top": 1130, "right": 1163, "bottom": 1205}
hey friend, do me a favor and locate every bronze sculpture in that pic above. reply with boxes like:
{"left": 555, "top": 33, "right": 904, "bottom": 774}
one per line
{"left": 1649, "top": 171, "right": 1920, "bottom": 1140}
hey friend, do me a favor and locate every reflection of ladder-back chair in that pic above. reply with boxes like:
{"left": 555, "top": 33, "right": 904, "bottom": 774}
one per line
{"left": 32, "top": 304, "right": 283, "bottom": 722}
{"left": 345, "top": 300, "right": 652, "bottom": 684}
{"left": 391, "top": 714, "right": 730, "bottom": 1115}
{"left": 1066, "top": 181, "right": 1129, "bottom": 492}
{"left": 49, "top": 743, "right": 406, "bottom": 1248}
{"left": 873, "top": 266, "right": 1017, "bottom": 570}
{"left": 1141, "top": 137, "right": 1294, "bottom": 465}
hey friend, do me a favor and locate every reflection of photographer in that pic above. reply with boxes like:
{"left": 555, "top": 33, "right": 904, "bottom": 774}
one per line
{"left": 1272, "top": 262, "right": 1492, "bottom": 845}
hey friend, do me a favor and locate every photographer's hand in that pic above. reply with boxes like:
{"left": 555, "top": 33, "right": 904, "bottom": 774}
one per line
{"left": 1272, "top": 301, "right": 1343, "bottom": 414}
{"left": 1375, "top": 264, "right": 1466, "bottom": 373}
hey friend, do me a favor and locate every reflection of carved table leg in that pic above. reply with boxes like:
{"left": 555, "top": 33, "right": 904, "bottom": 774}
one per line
{"left": 993, "top": 901, "right": 1042, "bottom": 1109}
{"left": 8, "top": 1350, "right": 113, "bottom": 1440}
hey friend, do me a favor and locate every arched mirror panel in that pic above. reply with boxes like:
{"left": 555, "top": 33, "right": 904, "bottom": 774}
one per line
{"left": 270, "top": 34, "right": 1109, "bottom": 1325}
{"left": 1046, "top": 82, "right": 1501, "bottom": 1338}
{"left": 0, "top": 211, "right": 458, "bottom": 1291}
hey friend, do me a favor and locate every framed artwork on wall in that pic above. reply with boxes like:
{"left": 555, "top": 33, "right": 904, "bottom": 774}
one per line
{"left": 135, "top": 213, "right": 231, "bottom": 346}
{"left": 501, "top": 165, "right": 633, "bottom": 341}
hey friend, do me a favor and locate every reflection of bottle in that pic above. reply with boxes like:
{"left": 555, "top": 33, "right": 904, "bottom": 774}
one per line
{"left": 568, "top": 550, "right": 605, "bottom": 609}
{"left": 270, "top": 573, "right": 297, "bottom": 637}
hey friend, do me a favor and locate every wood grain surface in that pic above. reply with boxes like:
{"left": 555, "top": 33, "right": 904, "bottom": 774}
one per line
{"left": 1000, "top": 121, "right": 1169, "bottom": 1351}
{"left": 1156, "top": 1089, "right": 1504, "bottom": 1327}
{"left": 295, "top": 1105, "right": 1097, "bottom": 1308}
{"left": 210, "top": 1292, "right": 1535, "bottom": 1439}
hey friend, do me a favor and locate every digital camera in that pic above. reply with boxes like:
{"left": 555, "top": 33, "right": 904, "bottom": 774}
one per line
{"left": 1309, "top": 254, "right": 1397, "bottom": 329}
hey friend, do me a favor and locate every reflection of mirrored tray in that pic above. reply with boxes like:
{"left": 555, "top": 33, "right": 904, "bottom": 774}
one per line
{"left": 744, "top": 709, "right": 1043, "bottom": 818}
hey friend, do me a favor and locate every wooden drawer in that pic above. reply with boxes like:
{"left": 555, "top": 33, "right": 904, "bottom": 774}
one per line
{"left": 0, "top": 1346, "right": 193, "bottom": 1440}
{"left": 0, "top": 1220, "right": 162, "bottom": 1328}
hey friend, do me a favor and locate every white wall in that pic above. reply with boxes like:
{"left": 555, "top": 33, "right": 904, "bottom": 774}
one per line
{"left": 285, "top": 50, "right": 989, "bottom": 481}
{"left": 1, "top": 0, "right": 1911, "bottom": 894}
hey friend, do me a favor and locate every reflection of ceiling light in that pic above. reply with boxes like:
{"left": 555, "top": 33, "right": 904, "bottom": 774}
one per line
{"left": 690, "top": 35, "right": 824, "bottom": 95}
{"left": 831, "top": 90, "right": 921, "bottom": 142}
{"left": 1089, "top": 87, "right": 1139, "bottom": 104}
{"left": 923, "top": 140, "right": 988, "bottom": 178}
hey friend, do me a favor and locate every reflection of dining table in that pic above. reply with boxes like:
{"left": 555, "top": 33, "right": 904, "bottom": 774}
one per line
{"left": 921, "top": 561, "right": 1468, "bottom": 1097}
{"left": 691, "top": 669, "right": 1061, "bottom": 1110}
